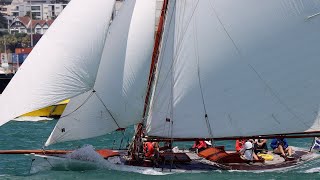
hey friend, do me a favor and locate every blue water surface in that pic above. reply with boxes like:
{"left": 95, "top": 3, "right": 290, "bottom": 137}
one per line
{"left": 1, "top": 120, "right": 320, "bottom": 179}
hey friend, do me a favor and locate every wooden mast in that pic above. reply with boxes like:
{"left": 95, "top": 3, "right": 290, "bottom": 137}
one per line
{"left": 130, "top": 0, "right": 169, "bottom": 160}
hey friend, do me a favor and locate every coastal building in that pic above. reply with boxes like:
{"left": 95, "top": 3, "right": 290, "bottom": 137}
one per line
{"left": 9, "top": 3, "right": 67, "bottom": 20}
{"left": 3, "top": 0, "right": 69, "bottom": 20}
{"left": 9, "top": 16, "right": 53, "bottom": 34}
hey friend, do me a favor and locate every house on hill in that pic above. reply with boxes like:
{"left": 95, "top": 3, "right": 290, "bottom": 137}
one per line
{"left": 9, "top": 16, "right": 53, "bottom": 34}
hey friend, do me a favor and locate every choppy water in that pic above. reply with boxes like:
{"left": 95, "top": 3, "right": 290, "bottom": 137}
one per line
{"left": 1, "top": 120, "right": 320, "bottom": 179}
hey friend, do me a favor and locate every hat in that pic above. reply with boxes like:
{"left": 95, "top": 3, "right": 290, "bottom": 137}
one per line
{"left": 205, "top": 141, "right": 212, "bottom": 146}
{"left": 244, "top": 141, "right": 253, "bottom": 150}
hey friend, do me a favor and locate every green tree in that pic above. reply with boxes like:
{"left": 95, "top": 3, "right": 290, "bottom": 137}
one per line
{"left": 0, "top": 33, "right": 31, "bottom": 52}
{"left": 0, "top": 34, "right": 19, "bottom": 52}
{"left": 21, "top": 35, "right": 31, "bottom": 48}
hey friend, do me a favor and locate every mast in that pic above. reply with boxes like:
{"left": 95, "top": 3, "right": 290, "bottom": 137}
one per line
{"left": 29, "top": 0, "right": 33, "bottom": 47}
{"left": 143, "top": 0, "right": 169, "bottom": 118}
{"left": 130, "top": 0, "right": 169, "bottom": 160}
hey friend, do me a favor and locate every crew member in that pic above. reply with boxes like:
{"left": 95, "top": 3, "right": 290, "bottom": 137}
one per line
{"left": 235, "top": 139, "right": 246, "bottom": 152}
{"left": 192, "top": 140, "right": 208, "bottom": 152}
{"left": 144, "top": 142, "right": 155, "bottom": 158}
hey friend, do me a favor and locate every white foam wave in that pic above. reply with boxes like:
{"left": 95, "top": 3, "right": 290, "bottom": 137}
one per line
{"left": 13, "top": 116, "right": 53, "bottom": 122}
{"left": 65, "top": 145, "right": 177, "bottom": 175}
{"left": 30, "top": 145, "right": 175, "bottom": 175}
{"left": 305, "top": 167, "right": 320, "bottom": 173}
{"left": 30, "top": 145, "right": 320, "bottom": 175}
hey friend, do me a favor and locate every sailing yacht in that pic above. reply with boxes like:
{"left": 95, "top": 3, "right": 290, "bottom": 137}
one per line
{"left": 1, "top": 0, "right": 320, "bottom": 173}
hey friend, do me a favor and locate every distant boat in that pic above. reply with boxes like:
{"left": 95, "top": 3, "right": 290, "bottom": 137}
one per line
{"left": 1, "top": 0, "right": 320, "bottom": 174}
{"left": 0, "top": 70, "right": 68, "bottom": 119}
{"left": 0, "top": 73, "right": 13, "bottom": 94}
{"left": 20, "top": 99, "right": 69, "bottom": 118}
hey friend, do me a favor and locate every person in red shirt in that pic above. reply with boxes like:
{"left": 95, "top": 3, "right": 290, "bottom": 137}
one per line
{"left": 144, "top": 142, "right": 155, "bottom": 158}
{"left": 192, "top": 140, "right": 208, "bottom": 152}
{"left": 235, "top": 139, "right": 246, "bottom": 152}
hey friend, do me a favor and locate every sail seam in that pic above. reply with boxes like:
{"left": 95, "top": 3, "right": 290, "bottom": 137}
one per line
{"left": 208, "top": 0, "right": 309, "bottom": 129}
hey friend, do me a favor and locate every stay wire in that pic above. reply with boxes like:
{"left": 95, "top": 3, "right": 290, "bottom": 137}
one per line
{"left": 192, "top": 5, "right": 214, "bottom": 142}
{"left": 94, "top": 91, "right": 121, "bottom": 129}
{"left": 60, "top": 90, "right": 95, "bottom": 119}
{"left": 49, "top": 89, "right": 116, "bottom": 145}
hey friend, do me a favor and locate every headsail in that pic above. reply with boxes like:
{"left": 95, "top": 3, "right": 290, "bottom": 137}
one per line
{"left": 0, "top": 0, "right": 115, "bottom": 126}
{"left": 45, "top": 0, "right": 156, "bottom": 146}
{"left": 147, "top": 0, "right": 320, "bottom": 139}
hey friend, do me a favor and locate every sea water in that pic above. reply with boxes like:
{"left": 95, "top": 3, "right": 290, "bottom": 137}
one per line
{"left": 1, "top": 120, "right": 320, "bottom": 179}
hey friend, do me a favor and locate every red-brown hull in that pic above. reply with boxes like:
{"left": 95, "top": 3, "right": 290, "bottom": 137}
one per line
{"left": 198, "top": 147, "right": 313, "bottom": 171}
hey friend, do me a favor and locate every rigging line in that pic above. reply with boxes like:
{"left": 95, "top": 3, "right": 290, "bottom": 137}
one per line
{"left": 208, "top": 0, "right": 241, "bottom": 54}
{"left": 172, "top": 0, "right": 200, "bottom": 65}
{"left": 208, "top": 0, "right": 309, "bottom": 128}
{"left": 152, "top": 0, "right": 200, "bottom": 104}
{"left": 170, "top": 121, "right": 174, "bottom": 171}
{"left": 49, "top": 91, "right": 96, "bottom": 144}
{"left": 192, "top": 8, "right": 214, "bottom": 139}
{"left": 247, "top": 64, "right": 310, "bottom": 128}
{"left": 60, "top": 90, "right": 95, "bottom": 118}
{"left": 94, "top": 91, "right": 121, "bottom": 128}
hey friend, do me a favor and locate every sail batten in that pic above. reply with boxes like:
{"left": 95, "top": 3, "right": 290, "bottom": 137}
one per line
{"left": 0, "top": 0, "right": 116, "bottom": 126}
{"left": 46, "top": 0, "right": 156, "bottom": 146}
{"left": 146, "top": 0, "right": 320, "bottom": 138}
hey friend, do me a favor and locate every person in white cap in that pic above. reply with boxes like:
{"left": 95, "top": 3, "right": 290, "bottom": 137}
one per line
{"left": 240, "top": 141, "right": 259, "bottom": 161}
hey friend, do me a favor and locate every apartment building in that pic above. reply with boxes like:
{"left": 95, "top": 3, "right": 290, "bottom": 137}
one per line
{"left": 9, "top": 3, "right": 67, "bottom": 20}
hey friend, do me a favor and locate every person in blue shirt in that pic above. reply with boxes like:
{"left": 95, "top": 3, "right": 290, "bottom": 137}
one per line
{"left": 270, "top": 138, "right": 293, "bottom": 160}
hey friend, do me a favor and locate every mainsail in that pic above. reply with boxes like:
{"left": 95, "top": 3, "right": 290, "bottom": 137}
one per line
{"left": 0, "top": 0, "right": 115, "bottom": 126}
{"left": 147, "top": 0, "right": 320, "bottom": 138}
{"left": 45, "top": 0, "right": 156, "bottom": 146}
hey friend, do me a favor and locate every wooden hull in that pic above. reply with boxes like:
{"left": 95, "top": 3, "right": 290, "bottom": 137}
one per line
{"left": 13, "top": 146, "right": 318, "bottom": 173}
{"left": 198, "top": 147, "right": 316, "bottom": 171}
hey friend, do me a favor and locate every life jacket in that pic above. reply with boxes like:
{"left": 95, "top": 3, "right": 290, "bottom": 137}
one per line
{"left": 193, "top": 141, "right": 207, "bottom": 149}
{"left": 235, "top": 139, "right": 246, "bottom": 152}
{"left": 144, "top": 142, "right": 154, "bottom": 158}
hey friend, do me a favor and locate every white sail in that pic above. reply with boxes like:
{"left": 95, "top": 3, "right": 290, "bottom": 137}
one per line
{"left": 45, "top": 0, "right": 156, "bottom": 146}
{"left": 0, "top": 0, "right": 115, "bottom": 126}
{"left": 147, "top": 0, "right": 320, "bottom": 138}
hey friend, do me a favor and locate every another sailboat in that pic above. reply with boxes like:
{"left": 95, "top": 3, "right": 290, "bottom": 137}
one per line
{"left": 1, "top": 0, "right": 320, "bottom": 173}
